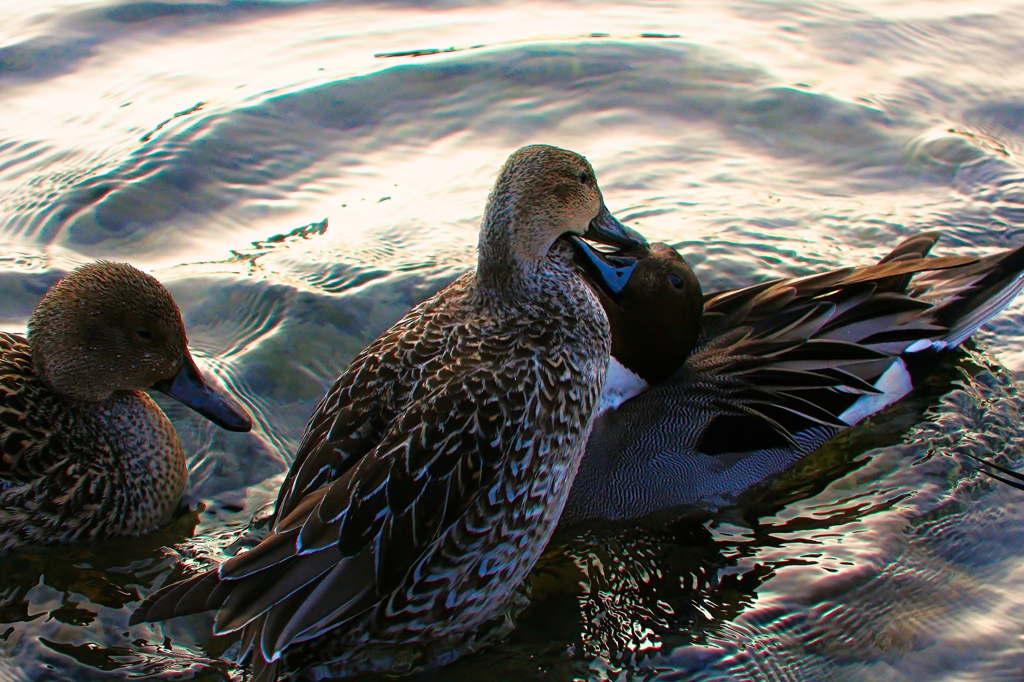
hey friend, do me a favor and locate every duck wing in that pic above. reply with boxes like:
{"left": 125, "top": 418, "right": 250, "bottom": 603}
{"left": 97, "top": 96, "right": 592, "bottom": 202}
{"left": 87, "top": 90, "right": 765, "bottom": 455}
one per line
{"left": 0, "top": 333, "right": 70, "bottom": 485}
{"left": 132, "top": 297, "right": 557, "bottom": 671}
{"left": 246, "top": 376, "right": 511, "bottom": 656}
{"left": 268, "top": 274, "right": 480, "bottom": 522}
{"left": 695, "top": 240, "right": 1024, "bottom": 449}
{"left": 134, "top": 370, "right": 509, "bottom": 654}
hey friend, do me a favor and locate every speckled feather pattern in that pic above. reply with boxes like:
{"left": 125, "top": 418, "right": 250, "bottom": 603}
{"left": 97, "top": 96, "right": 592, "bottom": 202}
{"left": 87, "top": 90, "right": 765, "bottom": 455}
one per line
{"left": 131, "top": 143, "right": 624, "bottom": 680}
{"left": 138, "top": 245, "right": 612, "bottom": 680}
{"left": 276, "top": 253, "right": 610, "bottom": 675}
{"left": 0, "top": 332, "right": 187, "bottom": 550}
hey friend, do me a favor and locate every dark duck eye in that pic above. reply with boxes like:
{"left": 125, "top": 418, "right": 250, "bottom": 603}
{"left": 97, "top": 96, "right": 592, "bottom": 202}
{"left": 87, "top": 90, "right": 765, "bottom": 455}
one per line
{"left": 578, "top": 170, "right": 591, "bottom": 185}
{"left": 668, "top": 273, "right": 685, "bottom": 290}
{"left": 136, "top": 329, "right": 154, "bottom": 341}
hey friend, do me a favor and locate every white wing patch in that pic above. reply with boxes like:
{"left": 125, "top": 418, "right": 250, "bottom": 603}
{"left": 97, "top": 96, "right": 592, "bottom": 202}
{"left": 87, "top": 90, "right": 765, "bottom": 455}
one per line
{"left": 838, "top": 358, "right": 913, "bottom": 426}
{"left": 904, "top": 338, "right": 947, "bottom": 354}
{"left": 597, "top": 358, "right": 648, "bottom": 416}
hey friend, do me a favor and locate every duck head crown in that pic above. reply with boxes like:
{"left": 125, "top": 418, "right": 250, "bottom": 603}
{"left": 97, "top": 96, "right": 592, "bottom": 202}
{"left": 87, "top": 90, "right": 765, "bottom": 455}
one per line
{"left": 29, "top": 261, "right": 187, "bottom": 401}
{"left": 476, "top": 144, "right": 644, "bottom": 296}
{"left": 27, "top": 261, "right": 251, "bottom": 431}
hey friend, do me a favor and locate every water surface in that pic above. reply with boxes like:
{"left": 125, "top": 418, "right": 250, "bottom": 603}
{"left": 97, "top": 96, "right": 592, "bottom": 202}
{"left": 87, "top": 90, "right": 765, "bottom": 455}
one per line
{"left": 2, "top": 1, "right": 1024, "bottom": 680}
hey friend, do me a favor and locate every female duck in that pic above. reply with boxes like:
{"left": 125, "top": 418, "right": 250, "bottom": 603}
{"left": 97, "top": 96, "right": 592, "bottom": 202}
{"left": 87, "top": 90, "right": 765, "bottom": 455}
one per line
{"left": 564, "top": 233, "right": 1024, "bottom": 525}
{"left": 0, "top": 261, "right": 252, "bottom": 550}
{"left": 132, "top": 145, "right": 646, "bottom": 681}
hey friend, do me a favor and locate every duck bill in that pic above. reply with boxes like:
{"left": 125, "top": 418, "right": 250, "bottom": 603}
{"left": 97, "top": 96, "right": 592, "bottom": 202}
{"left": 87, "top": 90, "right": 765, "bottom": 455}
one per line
{"left": 583, "top": 203, "right": 648, "bottom": 249}
{"left": 568, "top": 235, "right": 639, "bottom": 296}
{"left": 151, "top": 353, "right": 253, "bottom": 433}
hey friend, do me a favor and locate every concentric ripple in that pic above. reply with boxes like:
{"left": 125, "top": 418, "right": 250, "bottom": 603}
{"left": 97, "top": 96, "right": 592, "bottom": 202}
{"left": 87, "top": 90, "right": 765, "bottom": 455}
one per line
{"left": 3, "top": 0, "right": 1024, "bottom": 680}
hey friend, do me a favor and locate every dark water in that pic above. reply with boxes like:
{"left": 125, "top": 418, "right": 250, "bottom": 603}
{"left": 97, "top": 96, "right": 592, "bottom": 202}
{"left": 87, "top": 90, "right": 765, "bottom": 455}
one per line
{"left": 2, "top": 1, "right": 1024, "bottom": 680}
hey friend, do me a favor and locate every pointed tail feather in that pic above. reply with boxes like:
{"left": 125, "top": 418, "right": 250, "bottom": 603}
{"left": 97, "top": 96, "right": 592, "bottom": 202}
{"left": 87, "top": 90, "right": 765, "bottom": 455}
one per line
{"left": 943, "top": 247, "right": 1024, "bottom": 347}
{"left": 963, "top": 452, "right": 1024, "bottom": 491}
{"left": 130, "top": 569, "right": 226, "bottom": 625}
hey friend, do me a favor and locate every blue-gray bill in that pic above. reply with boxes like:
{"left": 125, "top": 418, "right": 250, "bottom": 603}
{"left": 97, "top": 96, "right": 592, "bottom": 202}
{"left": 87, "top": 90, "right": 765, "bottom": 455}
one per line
{"left": 569, "top": 203, "right": 646, "bottom": 295}
{"left": 585, "top": 203, "right": 647, "bottom": 249}
{"left": 568, "top": 235, "right": 638, "bottom": 295}
{"left": 152, "top": 353, "right": 252, "bottom": 432}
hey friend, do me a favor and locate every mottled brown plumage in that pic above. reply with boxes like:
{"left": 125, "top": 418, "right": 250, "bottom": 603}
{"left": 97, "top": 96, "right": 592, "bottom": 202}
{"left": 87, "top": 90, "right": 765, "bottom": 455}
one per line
{"left": 0, "top": 261, "right": 252, "bottom": 550}
{"left": 132, "top": 145, "right": 646, "bottom": 680}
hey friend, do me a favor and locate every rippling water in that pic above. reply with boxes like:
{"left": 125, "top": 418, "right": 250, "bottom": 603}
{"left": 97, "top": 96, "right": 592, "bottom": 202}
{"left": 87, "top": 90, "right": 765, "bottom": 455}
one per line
{"left": 3, "top": 1, "right": 1024, "bottom": 680}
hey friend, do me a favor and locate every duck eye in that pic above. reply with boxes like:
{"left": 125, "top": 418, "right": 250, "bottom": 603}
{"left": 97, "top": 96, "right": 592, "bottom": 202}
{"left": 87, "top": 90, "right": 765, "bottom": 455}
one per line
{"left": 136, "top": 329, "right": 154, "bottom": 341}
{"left": 578, "top": 170, "right": 591, "bottom": 185}
{"left": 668, "top": 273, "right": 685, "bottom": 290}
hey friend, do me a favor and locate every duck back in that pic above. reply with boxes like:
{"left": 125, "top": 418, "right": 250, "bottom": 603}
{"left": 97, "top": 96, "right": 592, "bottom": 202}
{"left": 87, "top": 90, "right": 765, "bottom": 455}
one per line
{"left": 564, "top": 233, "right": 1024, "bottom": 525}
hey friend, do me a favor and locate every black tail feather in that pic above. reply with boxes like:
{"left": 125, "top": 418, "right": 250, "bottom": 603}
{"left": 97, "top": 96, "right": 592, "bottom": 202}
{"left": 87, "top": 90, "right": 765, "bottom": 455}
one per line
{"left": 130, "top": 569, "right": 224, "bottom": 625}
{"left": 968, "top": 454, "right": 1024, "bottom": 491}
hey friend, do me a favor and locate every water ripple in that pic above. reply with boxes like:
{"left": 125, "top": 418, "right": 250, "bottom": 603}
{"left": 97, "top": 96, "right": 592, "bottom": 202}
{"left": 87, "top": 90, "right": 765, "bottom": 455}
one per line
{"left": 4, "top": 1, "right": 1024, "bottom": 680}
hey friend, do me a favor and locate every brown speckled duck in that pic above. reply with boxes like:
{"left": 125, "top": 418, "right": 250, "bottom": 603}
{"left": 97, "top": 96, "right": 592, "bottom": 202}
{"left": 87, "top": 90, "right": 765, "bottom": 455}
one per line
{"left": 131, "top": 145, "right": 646, "bottom": 680}
{"left": 564, "top": 233, "right": 1024, "bottom": 525}
{"left": 0, "top": 261, "right": 252, "bottom": 551}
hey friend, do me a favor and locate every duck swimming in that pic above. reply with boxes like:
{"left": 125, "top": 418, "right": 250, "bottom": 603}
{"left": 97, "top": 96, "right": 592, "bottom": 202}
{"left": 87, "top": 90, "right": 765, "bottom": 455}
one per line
{"left": 131, "top": 145, "right": 646, "bottom": 681}
{"left": 563, "top": 233, "right": 1024, "bottom": 525}
{"left": 0, "top": 261, "right": 252, "bottom": 550}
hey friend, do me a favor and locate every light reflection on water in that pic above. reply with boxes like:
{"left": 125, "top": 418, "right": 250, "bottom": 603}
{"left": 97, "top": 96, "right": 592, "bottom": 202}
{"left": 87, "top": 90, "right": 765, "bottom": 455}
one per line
{"left": 2, "top": 1, "right": 1024, "bottom": 680}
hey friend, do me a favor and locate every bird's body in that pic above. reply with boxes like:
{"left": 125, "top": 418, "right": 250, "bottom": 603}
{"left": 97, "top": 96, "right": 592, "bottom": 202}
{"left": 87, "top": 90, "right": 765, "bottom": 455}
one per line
{"left": 132, "top": 145, "right": 646, "bottom": 681}
{"left": 257, "top": 257, "right": 608, "bottom": 678}
{"left": 0, "top": 261, "right": 251, "bottom": 551}
{"left": 0, "top": 332, "right": 187, "bottom": 547}
{"left": 564, "top": 233, "right": 1024, "bottom": 525}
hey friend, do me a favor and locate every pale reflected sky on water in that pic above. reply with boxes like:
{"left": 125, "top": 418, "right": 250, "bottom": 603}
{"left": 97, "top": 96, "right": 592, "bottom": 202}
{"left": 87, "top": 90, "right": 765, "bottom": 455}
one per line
{"left": 2, "top": 1, "right": 1024, "bottom": 680}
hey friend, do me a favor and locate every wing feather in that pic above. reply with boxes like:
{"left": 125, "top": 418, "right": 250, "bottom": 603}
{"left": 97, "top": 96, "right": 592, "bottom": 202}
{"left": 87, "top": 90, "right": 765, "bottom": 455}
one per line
{"left": 267, "top": 549, "right": 377, "bottom": 650}
{"left": 0, "top": 334, "right": 69, "bottom": 484}
{"left": 186, "top": 358, "right": 519, "bottom": 661}
{"left": 680, "top": 247, "right": 1007, "bottom": 448}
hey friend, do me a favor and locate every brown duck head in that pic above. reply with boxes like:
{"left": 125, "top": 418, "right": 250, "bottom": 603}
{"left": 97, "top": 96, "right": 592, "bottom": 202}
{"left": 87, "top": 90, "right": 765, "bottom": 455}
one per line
{"left": 28, "top": 261, "right": 252, "bottom": 432}
{"left": 575, "top": 241, "right": 703, "bottom": 383}
{"left": 476, "top": 144, "right": 646, "bottom": 296}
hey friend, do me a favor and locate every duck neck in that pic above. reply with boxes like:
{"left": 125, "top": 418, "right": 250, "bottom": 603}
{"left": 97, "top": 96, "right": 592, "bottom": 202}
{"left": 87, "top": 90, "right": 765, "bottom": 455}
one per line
{"left": 601, "top": 297, "right": 700, "bottom": 384}
{"left": 476, "top": 241, "right": 544, "bottom": 302}
{"left": 474, "top": 197, "right": 563, "bottom": 304}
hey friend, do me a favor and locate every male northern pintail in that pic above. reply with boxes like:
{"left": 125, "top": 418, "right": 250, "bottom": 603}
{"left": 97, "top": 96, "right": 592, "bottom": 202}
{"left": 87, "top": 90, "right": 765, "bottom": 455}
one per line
{"left": 132, "top": 145, "right": 646, "bottom": 681}
{"left": 564, "top": 233, "right": 1024, "bottom": 525}
{"left": 0, "top": 261, "right": 252, "bottom": 550}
